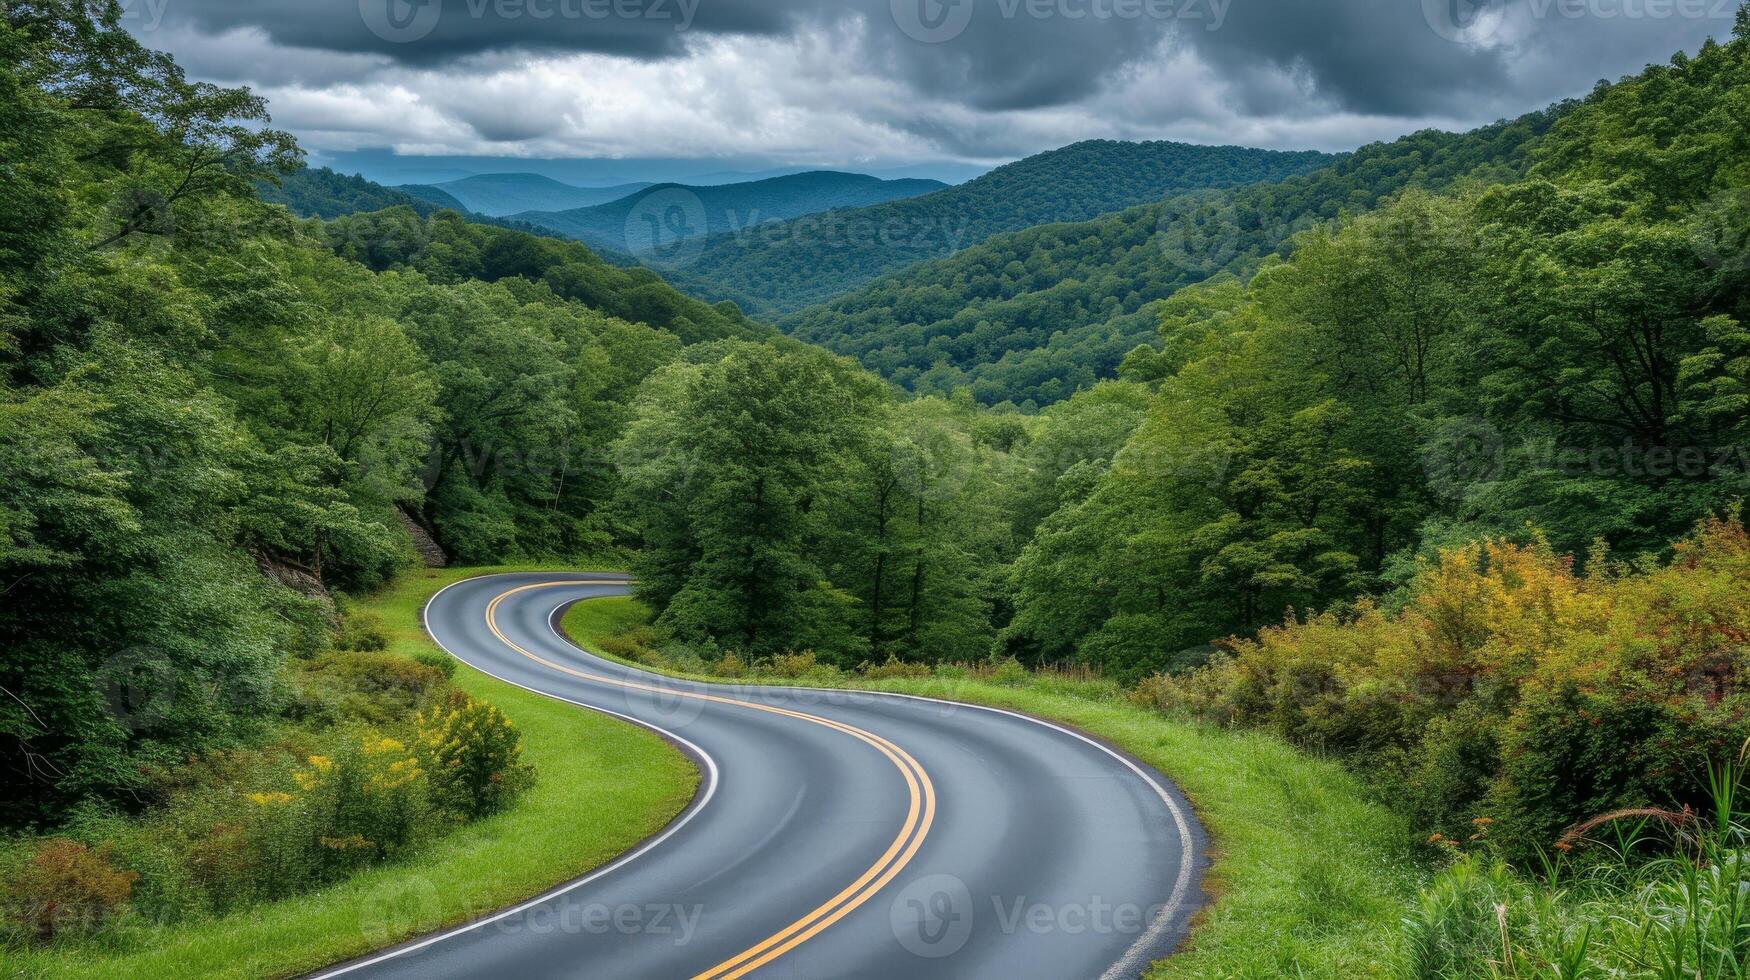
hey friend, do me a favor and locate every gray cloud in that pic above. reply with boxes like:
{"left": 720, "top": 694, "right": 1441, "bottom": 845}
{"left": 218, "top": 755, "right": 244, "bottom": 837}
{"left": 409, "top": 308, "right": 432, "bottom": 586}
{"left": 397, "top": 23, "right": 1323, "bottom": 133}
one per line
{"left": 155, "top": 0, "right": 790, "bottom": 62}
{"left": 130, "top": 0, "right": 1739, "bottom": 168}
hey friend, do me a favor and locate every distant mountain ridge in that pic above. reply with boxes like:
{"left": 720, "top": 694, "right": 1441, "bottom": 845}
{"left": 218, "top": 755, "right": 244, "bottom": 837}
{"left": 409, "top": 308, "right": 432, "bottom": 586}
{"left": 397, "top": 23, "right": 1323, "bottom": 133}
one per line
{"left": 666, "top": 139, "right": 1336, "bottom": 315}
{"left": 257, "top": 167, "right": 465, "bottom": 219}
{"left": 513, "top": 171, "right": 947, "bottom": 253}
{"left": 784, "top": 113, "right": 1561, "bottom": 408}
{"left": 403, "top": 173, "right": 654, "bottom": 216}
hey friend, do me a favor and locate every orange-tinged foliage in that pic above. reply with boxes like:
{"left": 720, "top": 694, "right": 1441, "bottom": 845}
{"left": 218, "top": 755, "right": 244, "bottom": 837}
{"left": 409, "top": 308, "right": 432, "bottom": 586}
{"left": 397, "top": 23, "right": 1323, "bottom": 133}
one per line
{"left": 1142, "top": 515, "right": 1750, "bottom": 856}
{"left": 3, "top": 839, "right": 138, "bottom": 938}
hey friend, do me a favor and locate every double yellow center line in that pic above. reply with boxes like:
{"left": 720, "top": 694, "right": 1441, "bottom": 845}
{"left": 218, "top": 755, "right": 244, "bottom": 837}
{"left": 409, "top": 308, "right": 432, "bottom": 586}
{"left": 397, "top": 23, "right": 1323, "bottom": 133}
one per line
{"left": 483, "top": 582, "right": 938, "bottom": 979}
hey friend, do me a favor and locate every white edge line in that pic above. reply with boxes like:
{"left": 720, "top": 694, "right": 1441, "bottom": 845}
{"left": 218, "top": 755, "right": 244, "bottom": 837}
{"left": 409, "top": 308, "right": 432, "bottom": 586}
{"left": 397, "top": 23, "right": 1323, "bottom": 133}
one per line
{"left": 536, "top": 590, "right": 1200, "bottom": 980}
{"left": 307, "top": 575, "right": 721, "bottom": 980}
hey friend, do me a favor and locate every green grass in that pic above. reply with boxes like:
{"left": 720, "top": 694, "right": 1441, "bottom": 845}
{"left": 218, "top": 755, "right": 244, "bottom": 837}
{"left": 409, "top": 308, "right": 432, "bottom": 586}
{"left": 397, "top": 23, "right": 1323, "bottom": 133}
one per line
{"left": 562, "top": 594, "right": 1422, "bottom": 978}
{"left": 2, "top": 567, "right": 698, "bottom": 980}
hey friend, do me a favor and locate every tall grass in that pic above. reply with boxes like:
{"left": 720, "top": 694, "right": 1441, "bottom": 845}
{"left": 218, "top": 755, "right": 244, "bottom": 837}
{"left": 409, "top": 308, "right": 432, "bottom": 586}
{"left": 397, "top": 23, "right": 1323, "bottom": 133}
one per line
{"left": 1403, "top": 743, "right": 1750, "bottom": 979}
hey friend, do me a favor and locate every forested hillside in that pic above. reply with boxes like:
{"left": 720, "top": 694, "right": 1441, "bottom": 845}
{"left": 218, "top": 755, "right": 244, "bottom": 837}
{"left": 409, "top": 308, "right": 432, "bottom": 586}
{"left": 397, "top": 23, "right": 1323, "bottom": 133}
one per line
{"left": 411, "top": 173, "right": 652, "bottom": 216}
{"left": 515, "top": 171, "right": 946, "bottom": 253}
{"left": 257, "top": 166, "right": 466, "bottom": 219}
{"left": 673, "top": 140, "right": 1334, "bottom": 314}
{"left": 788, "top": 113, "right": 1557, "bottom": 407}
{"left": 0, "top": 3, "right": 749, "bottom": 825}
{"left": 1003, "top": 23, "right": 1750, "bottom": 677}
{"left": 319, "top": 207, "right": 766, "bottom": 346}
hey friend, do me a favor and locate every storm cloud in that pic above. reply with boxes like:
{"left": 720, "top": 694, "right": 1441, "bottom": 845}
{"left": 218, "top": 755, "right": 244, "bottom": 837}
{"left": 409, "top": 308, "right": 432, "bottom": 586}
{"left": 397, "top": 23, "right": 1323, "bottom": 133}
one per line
{"left": 126, "top": 0, "right": 1739, "bottom": 171}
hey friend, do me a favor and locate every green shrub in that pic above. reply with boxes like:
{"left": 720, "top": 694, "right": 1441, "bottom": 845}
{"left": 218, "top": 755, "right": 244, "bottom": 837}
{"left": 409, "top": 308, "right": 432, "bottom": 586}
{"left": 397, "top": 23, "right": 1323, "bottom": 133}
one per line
{"left": 764, "top": 651, "right": 818, "bottom": 677}
{"left": 709, "top": 651, "right": 748, "bottom": 679}
{"left": 989, "top": 657, "right": 1030, "bottom": 687}
{"left": 416, "top": 693, "right": 534, "bottom": 820}
{"left": 244, "top": 734, "right": 430, "bottom": 900}
{"left": 294, "top": 652, "right": 447, "bottom": 725}
{"left": 1402, "top": 748, "right": 1750, "bottom": 979}
{"left": 412, "top": 650, "right": 457, "bottom": 679}
{"left": 335, "top": 607, "right": 389, "bottom": 652}
{"left": 859, "top": 656, "right": 931, "bottom": 680}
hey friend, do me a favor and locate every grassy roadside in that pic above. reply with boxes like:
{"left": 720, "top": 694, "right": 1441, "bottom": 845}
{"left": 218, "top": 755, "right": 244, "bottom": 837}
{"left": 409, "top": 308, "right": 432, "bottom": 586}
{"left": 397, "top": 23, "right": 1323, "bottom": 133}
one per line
{"left": 563, "top": 596, "right": 1422, "bottom": 978}
{"left": 2, "top": 568, "right": 697, "bottom": 980}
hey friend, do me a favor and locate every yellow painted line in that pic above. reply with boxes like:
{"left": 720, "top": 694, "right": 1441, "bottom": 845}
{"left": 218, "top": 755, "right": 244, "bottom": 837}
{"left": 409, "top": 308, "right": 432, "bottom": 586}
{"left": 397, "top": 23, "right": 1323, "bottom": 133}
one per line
{"left": 480, "top": 581, "right": 937, "bottom": 980}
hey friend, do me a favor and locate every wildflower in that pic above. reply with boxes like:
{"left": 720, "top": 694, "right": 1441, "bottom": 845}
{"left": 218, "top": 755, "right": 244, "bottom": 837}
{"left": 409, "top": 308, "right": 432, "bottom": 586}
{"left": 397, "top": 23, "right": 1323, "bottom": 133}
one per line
{"left": 1471, "top": 817, "right": 1494, "bottom": 827}
{"left": 307, "top": 755, "right": 334, "bottom": 772}
{"left": 1552, "top": 841, "right": 1574, "bottom": 853}
{"left": 248, "top": 791, "right": 293, "bottom": 806}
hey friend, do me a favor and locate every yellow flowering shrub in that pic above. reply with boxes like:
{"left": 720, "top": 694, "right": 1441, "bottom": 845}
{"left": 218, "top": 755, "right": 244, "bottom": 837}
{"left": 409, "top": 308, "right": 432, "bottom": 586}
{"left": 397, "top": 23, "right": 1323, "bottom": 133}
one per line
{"left": 416, "top": 692, "right": 534, "bottom": 820}
{"left": 1143, "top": 515, "right": 1750, "bottom": 857}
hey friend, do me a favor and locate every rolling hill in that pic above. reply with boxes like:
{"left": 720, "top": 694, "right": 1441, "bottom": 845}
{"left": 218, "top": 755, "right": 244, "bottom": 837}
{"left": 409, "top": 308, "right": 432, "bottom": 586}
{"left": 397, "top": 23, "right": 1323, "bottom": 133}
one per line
{"left": 513, "top": 171, "right": 946, "bottom": 253}
{"left": 668, "top": 140, "right": 1336, "bottom": 315}
{"left": 407, "top": 173, "right": 655, "bottom": 216}
{"left": 784, "top": 113, "right": 1561, "bottom": 408}
{"left": 258, "top": 166, "right": 467, "bottom": 219}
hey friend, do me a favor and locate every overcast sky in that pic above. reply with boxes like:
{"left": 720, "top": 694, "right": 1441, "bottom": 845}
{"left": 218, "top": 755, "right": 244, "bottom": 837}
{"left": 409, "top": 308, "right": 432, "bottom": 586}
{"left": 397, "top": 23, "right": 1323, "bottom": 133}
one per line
{"left": 123, "top": 0, "right": 1737, "bottom": 183}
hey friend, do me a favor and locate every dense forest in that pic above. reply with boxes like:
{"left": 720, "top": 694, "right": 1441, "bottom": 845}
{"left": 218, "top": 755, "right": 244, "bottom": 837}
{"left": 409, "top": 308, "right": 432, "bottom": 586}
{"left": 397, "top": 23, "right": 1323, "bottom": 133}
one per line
{"left": 0, "top": 1, "right": 758, "bottom": 827}
{"left": 671, "top": 139, "right": 1334, "bottom": 314}
{"left": 256, "top": 166, "right": 467, "bottom": 220}
{"left": 786, "top": 112, "right": 1558, "bottom": 408}
{"left": 515, "top": 171, "right": 946, "bottom": 255}
{"left": 1001, "top": 29, "right": 1750, "bottom": 678}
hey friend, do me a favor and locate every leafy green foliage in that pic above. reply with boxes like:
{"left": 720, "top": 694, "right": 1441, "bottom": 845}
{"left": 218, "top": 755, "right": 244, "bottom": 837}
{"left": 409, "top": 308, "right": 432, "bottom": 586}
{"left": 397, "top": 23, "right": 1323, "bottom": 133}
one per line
{"left": 612, "top": 343, "right": 1014, "bottom": 664}
{"left": 0, "top": 3, "right": 726, "bottom": 824}
{"left": 257, "top": 167, "right": 462, "bottom": 220}
{"left": 416, "top": 691, "right": 535, "bottom": 820}
{"left": 1008, "top": 27, "right": 1750, "bottom": 672}
{"left": 321, "top": 208, "right": 767, "bottom": 346}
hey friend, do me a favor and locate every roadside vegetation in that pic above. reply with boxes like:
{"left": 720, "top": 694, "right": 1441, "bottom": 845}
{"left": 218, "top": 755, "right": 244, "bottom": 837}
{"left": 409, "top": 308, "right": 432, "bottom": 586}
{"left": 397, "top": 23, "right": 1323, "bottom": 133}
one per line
{"left": 0, "top": 567, "right": 696, "bottom": 979}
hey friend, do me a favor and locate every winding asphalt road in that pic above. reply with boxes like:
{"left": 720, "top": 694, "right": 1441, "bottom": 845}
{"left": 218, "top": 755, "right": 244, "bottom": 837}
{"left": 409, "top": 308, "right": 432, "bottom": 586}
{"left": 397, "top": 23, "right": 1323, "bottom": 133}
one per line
{"left": 316, "top": 573, "right": 1205, "bottom": 979}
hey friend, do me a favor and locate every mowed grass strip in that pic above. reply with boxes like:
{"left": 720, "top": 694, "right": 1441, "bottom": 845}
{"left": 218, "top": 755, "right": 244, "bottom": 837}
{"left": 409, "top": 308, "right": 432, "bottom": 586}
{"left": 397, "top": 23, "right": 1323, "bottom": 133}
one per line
{"left": 562, "top": 594, "right": 1420, "bottom": 978}
{"left": 4, "top": 567, "right": 698, "bottom": 980}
